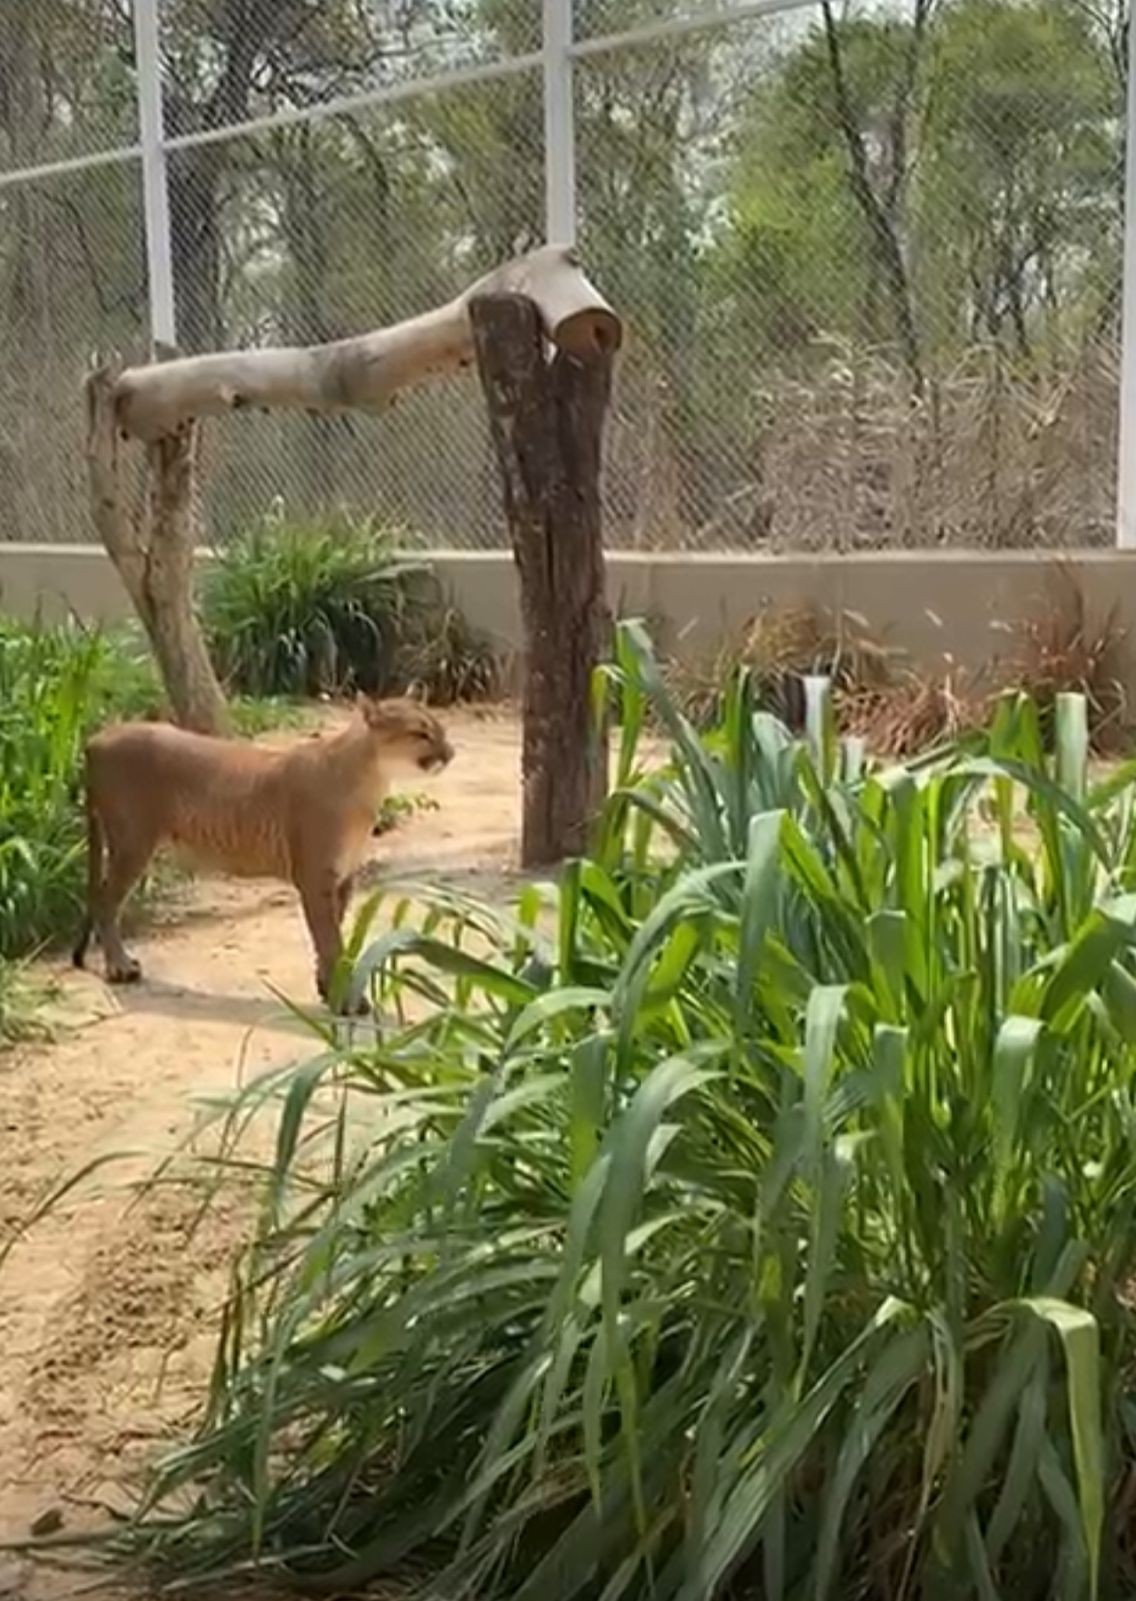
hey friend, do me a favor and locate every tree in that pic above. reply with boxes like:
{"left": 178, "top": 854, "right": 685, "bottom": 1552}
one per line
{"left": 472, "top": 293, "right": 617, "bottom": 864}
{"left": 722, "top": 0, "right": 1116, "bottom": 369}
{"left": 918, "top": 0, "right": 1115, "bottom": 361}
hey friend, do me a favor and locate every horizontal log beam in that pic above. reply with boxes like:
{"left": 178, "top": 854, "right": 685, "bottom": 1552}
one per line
{"left": 112, "top": 245, "right": 622, "bottom": 441}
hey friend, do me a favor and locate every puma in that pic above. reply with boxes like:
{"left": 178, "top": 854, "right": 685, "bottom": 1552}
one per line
{"left": 72, "top": 697, "right": 453, "bottom": 1010}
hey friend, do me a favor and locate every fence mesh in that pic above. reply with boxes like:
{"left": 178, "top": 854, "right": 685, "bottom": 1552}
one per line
{"left": 170, "top": 67, "right": 546, "bottom": 548}
{"left": 581, "top": 0, "right": 1123, "bottom": 550}
{"left": 0, "top": 4, "right": 138, "bottom": 173}
{"left": 0, "top": 0, "right": 1126, "bottom": 550}
{"left": 0, "top": 157, "right": 146, "bottom": 546}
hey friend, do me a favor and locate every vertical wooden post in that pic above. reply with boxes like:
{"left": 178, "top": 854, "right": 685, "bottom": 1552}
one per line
{"left": 470, "top": 292, "right": 615, "bottom": 867}
{"left": 86, "top": 359, "right": 228, "bottom": 734}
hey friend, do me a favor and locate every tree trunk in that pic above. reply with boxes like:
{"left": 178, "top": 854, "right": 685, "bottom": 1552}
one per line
{"left": 86, "top": 362, "right": 228, "bottom": 734}
{"left": 820, "top": 0, "right": 925, "bottom": 399}
{"left": 168, "top": 147, "right": 225, "bottom": 354}
{"left": 470, "top": 293, "right": 614, "bottom": 867}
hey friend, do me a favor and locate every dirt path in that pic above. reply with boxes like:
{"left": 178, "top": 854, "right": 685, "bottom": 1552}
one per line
{"left": 0, "top": 708, "right": 524, "bottom": 1600}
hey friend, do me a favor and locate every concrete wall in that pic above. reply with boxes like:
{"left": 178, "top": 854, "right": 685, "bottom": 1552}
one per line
{"left": 2, "top": 542, "right": 1133, "bottom": 690}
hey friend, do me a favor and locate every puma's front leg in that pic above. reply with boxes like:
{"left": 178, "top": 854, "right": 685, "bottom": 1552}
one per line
{"left": 298, "top": 870, "right": 366, "bottom": 1015}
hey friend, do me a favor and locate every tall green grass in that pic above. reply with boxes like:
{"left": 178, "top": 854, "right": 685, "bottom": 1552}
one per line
{"left": 0, "top": 620, "right": 158, "bottom": 960}
{"left": 112, "top": 623, "right": 1136, "bottom": 1599}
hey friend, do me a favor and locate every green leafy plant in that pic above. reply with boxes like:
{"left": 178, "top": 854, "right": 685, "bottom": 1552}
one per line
{"left": 204, "top": 507, "right": 430, "bottom": 698}
{"left": 0, "top": 619, "right": 158, "bottom": 959}
{"left": 372, "top": 789, "right": 441, "bottom": 836}
{"left": 204, "top": 507, "right": 498, "bottom": 704}
{"left": 102, "top": 623, "right": 1136, "bottom": 1600}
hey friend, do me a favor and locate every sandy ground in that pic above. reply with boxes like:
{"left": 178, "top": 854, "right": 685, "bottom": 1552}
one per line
{"left": 0, "top": 707, "right": 528, "bottom": 1600}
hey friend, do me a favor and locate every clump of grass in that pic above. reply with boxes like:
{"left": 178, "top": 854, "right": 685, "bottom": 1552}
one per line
{"left": 0, "top": 620, "right": 157, "bottom": 959}
{"left": 102, "top": 623, "right": 1136, "bottom": 1601}
{"left": 398, "top": 596, "right": 501, "bottom": 706}
{"left": 205, "top": 507, "right": 500, "bottom": 705}
{"left": 372, "top": 790, "right": 440, "bottom": 836}
{"left": 0, "top": 959, "right": 54, "bottom": 1048}
{"left": 841, "top": 668, "right": 986, "bottom": 756}
{"left": 1000, "top": 571, "right": 1127, "bottom": 751}
{"left": 667, "top": 602, "right": 896, "bottom": 728}
{"left": 205, "top": 507, "right": 428, "bottom": 698}
{"left": 672, "top": 585, "right": 1130, "bottom": 758}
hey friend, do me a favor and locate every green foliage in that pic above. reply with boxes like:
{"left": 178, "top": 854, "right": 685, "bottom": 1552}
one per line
{"left": 6, "top": 0, "right": 1124, "bottom": 550}
{"left": 115, "top": 624, "right": 1136, "bottom": 1599}
{"left": 725, "top": 0, "right": 1116, "bottom": 364}
{"left": 204, "top": 508, "right": 499, "bottom": 705}
{"left": 0, "top": 620, "right": 157, "bottom": 960}
{"left": 204, "top": 509, "right": 432, "bottom": 699}
{"left": 373, "top": 790, "right": 441, "bottom": 835}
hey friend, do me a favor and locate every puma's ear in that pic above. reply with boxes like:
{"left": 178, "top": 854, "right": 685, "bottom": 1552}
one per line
{"left": 404, "top": 681, "right": 426, "bottom": 704}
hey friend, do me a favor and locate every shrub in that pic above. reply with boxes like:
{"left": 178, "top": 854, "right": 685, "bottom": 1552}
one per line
{"left": 1000, "top": 571, "right": 1128, "bottom": 752}
{"left": 671, "top": 587, "right": 1129, "bottom": 759}
{"left": 666, "top": 602, "right": 899, "bottom": 729}
{"left": 205, "top": 507, "right": 499, "bottom": 704}
{"left": 110, "top": 624, "right": 1136, "bottom": 1600}
{"left": 0, "top": 620, "right": 157, "bottom": 959}
{"left": 398, "top": 596, "right": 502, "bottom": 705}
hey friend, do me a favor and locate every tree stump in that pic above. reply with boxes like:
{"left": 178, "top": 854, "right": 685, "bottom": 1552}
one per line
{"left": 86, "top": 360, "right": 228, "bottom": 734}
{"left": 470, "top": 292, "right": 618, "bottom": 868}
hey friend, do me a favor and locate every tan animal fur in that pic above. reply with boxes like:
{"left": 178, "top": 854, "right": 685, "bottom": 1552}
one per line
{"left": 72, "top": 697, "right": 453, "bottom": 1011}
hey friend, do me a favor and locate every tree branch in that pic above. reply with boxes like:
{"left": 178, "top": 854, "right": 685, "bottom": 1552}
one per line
{"left": 820, "top": 0, "right": 925, "bottom": 397}
{"left": 111, "top": 245, "right": 622, "bottom": 440}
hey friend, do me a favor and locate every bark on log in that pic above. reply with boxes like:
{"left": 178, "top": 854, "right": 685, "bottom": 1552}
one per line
{"left": 86, "top": 360, "right": 228, "bottom": 734}
{"left": 470, "top": 293, "right": 616, "bottom": 868}
{"left": 113, "top": 245, "right": 621, "bottom": 442}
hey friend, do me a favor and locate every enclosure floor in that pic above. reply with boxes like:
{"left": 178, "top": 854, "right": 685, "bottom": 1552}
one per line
{"left": 0, "top": 706, "right": 524, "bottom": 1601}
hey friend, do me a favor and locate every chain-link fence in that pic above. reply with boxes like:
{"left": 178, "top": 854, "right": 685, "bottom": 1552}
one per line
{"left": 0, "top": 0, "right": 1128, "bottom": 551}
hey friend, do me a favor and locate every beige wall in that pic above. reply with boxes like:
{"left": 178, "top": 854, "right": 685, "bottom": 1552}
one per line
{"left": 2, "top": 542, "right": 1134, "bottom": 691}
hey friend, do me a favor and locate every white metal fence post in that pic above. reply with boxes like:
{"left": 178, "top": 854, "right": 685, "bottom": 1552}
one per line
{"left": 132, "top": 0, "right": 177, "bottom": 347}
{"left": 1117, "top": 7, "right": 1136, "bottom": 546}
{"left": 543, "top": 0, "right": 576, "bottom": 245}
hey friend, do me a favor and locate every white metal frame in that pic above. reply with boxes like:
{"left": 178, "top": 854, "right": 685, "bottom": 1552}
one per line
{"left": 132, "top": 0, "right": 176, "bottom": 346}
{"left": 1117, "top": 8, "right": 1136, "bottom": 547}
{"left": 1, "top": 0, "right": 1134, "bottom": 548}
{"left": 543, "top": 0, "right": 576, "bottom": 245}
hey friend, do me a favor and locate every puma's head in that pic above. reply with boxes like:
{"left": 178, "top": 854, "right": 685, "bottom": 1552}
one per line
{"left": 359, "top": 695, "right": 454, "bottom": 774}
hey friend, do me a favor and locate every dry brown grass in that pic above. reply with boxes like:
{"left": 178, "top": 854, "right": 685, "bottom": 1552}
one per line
{"left": 665, "top": 603, "right": 897, "bottom": 728}
{"left": 998, "top": 568, "right": 1128, "bottom": 751}
{"left": 668, "top": 580, "right": 1130, "bottom": 757}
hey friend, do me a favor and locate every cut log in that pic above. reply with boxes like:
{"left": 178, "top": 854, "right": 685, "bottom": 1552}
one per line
{"left": 113, "top": 245, "right": 621, "bottom": 442}
{"left": 470, "top": 292, "right": 617, "bottom": 868}
{"left": 86, "top": 360, "right": 228, "bottom": 734}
